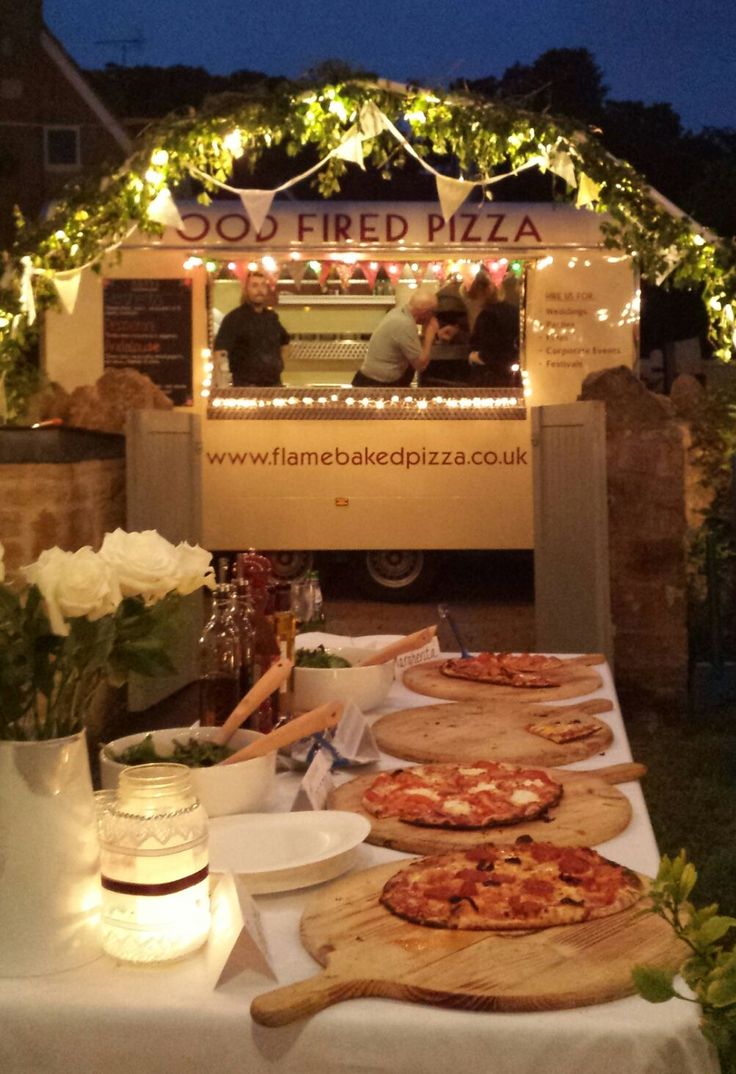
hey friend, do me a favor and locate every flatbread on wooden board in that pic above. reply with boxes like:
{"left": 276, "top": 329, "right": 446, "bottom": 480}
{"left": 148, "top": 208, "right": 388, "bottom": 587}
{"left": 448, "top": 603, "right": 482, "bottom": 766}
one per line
{"left": 250, "top": 861, "right": 684, "bottom": 1024}
{"left": 373, "top": 698, "right": 614, "bottom": 766}
{"left": 402, "top": 656, "right": 603, "bottom": 703}
{"left": 327, "top": 762, "right": 643, "bottom": 855}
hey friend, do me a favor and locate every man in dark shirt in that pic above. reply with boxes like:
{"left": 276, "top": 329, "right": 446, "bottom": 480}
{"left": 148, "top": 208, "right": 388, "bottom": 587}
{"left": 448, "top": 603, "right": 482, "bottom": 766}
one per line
{"left": 214, "top": 270, "right": 290, "bottom": 386}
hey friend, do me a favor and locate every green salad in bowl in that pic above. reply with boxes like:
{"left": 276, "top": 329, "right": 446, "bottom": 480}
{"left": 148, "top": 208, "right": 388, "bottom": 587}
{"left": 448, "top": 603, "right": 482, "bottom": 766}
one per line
{"left": 295, "top": 645, "right": 352, "bottom": 669}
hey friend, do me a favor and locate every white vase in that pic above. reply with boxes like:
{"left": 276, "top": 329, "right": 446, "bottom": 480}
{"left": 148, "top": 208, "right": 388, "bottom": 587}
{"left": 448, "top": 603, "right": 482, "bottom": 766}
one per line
{"left": 0, "top": 730, "right": 102, "bottom": 976}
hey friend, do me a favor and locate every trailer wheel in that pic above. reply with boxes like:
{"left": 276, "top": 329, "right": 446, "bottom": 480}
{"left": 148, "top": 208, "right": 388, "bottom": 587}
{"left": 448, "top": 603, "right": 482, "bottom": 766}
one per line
{"left": 356, "top": 550, "right": 438, "bottom": 602}
{"left": 263, "top": 550, "right": 313, "bottom": 582}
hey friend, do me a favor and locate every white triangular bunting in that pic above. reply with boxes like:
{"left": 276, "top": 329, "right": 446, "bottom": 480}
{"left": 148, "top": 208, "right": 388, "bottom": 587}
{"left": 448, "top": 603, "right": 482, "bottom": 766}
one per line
{"left": 332, "top": 127, "right": 365, "bottom": 169}
{"left": 358, "top": 100, "right": 390, "bottom": 139}
{"left": 436, "top": 175, "right": 477, "bottom": 223}
{"left": 575, "top": 173, "right": 602, "bottom": 209}
{"left": 53, "top": 270, "right": 83, "bottom": 315}
{"left": 237, "top": 189, "right": 276, "bottom": 236}
{"left": 146, "top": 187, "right": 183, "bottom": 229}
{"left": 548, "top": 149, "right": 577, "bottom": 188}
{"left": 19, "top": 257, "right": 36, "bottom": 326}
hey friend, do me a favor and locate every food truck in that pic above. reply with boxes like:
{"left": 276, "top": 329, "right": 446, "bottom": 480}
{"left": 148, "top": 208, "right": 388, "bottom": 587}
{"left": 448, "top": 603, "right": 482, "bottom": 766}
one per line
{"left": 44, "top": 199, "right": 638, "bottom": 594}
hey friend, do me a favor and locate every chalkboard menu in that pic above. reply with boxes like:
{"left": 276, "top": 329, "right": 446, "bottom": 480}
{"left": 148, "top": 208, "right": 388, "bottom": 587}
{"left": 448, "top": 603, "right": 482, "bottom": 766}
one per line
{"left": 103, "top": 278, "right": 193, "bottom": 405}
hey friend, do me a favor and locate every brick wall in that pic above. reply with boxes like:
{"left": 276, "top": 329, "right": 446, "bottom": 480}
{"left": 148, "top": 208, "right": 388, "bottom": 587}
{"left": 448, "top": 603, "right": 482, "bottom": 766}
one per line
{"left": 0, "top": 458, "right": 125, "bottom": 577}
{"left": 581, "top": 366, "right": 693, "bottom": 707}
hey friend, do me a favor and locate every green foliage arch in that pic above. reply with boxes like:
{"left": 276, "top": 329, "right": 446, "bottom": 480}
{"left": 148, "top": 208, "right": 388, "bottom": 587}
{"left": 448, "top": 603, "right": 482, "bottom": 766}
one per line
{"left": 1, "top": 78, "right": 735, "bottom": 416}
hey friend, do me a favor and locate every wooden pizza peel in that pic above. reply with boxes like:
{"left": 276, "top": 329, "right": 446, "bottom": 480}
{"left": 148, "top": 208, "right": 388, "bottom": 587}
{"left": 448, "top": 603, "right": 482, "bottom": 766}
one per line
{"left": 373, "top": 698, "right": 614, "bottom": 766}
{"left": 402, "top": 654, "right": 604, "bottom": 704}
{"left": 250, "top": 860, "right": 683, "bottom": 1025}
{"left": 327, "top": 762, "right": 644, "bottom": 854}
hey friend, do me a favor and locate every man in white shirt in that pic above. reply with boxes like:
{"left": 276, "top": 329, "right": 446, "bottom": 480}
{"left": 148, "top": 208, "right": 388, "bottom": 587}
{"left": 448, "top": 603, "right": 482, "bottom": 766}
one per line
{"left": 352, "top": 289, "right": 445, "bottom": 387}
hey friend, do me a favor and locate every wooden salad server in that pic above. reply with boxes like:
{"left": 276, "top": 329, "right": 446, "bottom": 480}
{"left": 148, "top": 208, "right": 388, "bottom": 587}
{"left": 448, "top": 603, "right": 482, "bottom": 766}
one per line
{"left": 358, "top": 625, "right": 438, "bottom": 667}
{"left": 213, "top": 657, "right": 293, "bottom": 746}
{"left": 219, "top": 700, "right": 344, "bottom": 765}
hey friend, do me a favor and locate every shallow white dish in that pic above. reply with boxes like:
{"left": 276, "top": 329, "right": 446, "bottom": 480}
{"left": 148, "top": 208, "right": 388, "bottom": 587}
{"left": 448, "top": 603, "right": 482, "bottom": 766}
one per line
{"left": 208, "top": 810, "right": 371, "bottom": 894}
{"left": 293, "top": 645, "right": 394, "bottom": 712}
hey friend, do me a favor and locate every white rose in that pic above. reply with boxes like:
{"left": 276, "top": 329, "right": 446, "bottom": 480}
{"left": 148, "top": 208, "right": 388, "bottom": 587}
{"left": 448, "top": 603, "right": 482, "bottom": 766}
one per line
{"left": 22, "top": 546, "right": 122, "bottom": 637}
{"left": 174, "top": 541, "right": 215, "bottom": 595}
{"left": 99, "top": 529, "right": 180, "bottom": 603}
{"left": 0, "top": 541, "right": 5, "bottom": 584}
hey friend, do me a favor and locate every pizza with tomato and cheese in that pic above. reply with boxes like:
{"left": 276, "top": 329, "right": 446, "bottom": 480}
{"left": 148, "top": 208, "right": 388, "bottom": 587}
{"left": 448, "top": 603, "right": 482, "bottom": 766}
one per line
{"left": 380, "top": 837, "right": 643, "bottom": 930}
{"left": 440, "top": 652, "right": 564, "bottom": 688}
{"left": 361, "top": 761, "right": 563, "bottom": 829}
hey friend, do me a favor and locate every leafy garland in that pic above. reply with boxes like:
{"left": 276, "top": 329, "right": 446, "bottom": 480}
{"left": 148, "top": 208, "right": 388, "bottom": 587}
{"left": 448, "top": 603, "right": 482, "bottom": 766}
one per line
{"left": 2, "top": 79, "right": 735, "bottom": 417}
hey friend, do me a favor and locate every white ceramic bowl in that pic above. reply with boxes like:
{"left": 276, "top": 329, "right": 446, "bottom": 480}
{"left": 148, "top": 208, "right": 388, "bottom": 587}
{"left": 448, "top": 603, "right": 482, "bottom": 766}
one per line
{"left": 99, "top": 726, "right": 275, "bottom": 818}
{"left": 293, "top": 645, "right": 395, "bottom": 713}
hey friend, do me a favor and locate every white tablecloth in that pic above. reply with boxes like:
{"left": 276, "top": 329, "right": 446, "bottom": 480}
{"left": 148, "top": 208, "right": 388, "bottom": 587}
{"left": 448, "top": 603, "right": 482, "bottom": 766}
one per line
{"left": 0, "top": 636, "right": 718, "bottom": 1074}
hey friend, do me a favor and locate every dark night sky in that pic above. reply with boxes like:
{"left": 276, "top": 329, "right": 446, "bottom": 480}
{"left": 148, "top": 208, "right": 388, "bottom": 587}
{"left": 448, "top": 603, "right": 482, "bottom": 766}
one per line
{"left": 45, "top": 0, "right": 735, "bottom": 133}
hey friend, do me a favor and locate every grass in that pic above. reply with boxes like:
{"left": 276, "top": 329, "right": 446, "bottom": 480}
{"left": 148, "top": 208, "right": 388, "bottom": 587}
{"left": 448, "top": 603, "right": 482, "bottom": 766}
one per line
{"left": 624, "top": 698, "right": 736, "bottom": 915}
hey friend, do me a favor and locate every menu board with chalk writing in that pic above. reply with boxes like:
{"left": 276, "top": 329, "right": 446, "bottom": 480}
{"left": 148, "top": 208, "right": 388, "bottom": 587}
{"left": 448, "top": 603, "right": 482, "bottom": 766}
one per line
{"left": 103, "top": 278, "right": 193, "bottom": 405}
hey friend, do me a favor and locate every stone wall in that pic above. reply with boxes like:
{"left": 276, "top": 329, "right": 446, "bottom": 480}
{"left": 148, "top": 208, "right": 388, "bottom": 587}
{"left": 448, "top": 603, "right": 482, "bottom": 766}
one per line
{"left": 580, "top": 366, "right": 692, "bottom": 708}
{"left": 0, "top": 458, "right": 125, "bottom": 578}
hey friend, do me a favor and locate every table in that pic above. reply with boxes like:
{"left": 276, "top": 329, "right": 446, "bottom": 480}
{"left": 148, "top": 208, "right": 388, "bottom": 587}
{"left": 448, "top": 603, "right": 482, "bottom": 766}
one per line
{"left": 0, "top": 636, "right": 718, "bottom": 1074}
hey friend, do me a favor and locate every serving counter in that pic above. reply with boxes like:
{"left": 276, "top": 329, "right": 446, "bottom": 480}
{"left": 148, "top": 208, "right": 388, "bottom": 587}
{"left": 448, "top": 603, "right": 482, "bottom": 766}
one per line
{"left": 0, "top": 637, "right": 717, "bottom": 1074}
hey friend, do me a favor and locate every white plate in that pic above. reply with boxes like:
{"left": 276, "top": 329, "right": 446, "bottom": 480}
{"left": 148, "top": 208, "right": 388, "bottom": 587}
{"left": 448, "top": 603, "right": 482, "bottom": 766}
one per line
{"left": 208, "top": 810, "right": 371, "bottom": 894}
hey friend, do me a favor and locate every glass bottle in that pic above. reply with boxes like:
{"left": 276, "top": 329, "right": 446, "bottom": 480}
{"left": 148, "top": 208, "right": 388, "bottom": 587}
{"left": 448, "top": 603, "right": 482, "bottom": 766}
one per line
{"left": 99, "top": 763, "right": 210, "bottom": 963}
{"left": 230, "top": 571, "right": 256, "bottom": 699}
{"left": 198, "top": 582, "right": 241, "bottom": 727}
{"left": 302, "top": 570, "right": 326, "bottom": 631}
{"left": 237, "top": 551, "right": 281, "bottom": 732}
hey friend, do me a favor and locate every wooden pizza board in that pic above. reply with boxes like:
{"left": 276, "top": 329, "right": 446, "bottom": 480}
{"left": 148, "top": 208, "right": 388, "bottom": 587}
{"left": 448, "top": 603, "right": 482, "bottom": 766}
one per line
{"left": 327, "top": 762, "right": 644, "bottom": 854}
{"left": 373, "top": 698, "right": 614, "bottom": 767}
{"left": 402, "top": 655, "right": 604, "bottom": 704}
{"left": 250, "top": 861, "right": 684, "bottom": 1025}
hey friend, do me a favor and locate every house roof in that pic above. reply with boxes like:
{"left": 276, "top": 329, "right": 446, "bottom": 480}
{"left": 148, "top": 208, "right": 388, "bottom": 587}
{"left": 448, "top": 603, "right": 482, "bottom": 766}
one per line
{"left": 41, "top": 26, "right": 132, "bottom": 153}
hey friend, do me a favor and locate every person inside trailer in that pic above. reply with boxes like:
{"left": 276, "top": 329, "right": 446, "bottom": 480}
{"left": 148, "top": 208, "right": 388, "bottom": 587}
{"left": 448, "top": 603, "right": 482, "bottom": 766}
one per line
{"left": 213, "top": 269, "right": 290, "bottom": 387}
{"left": 467, "top": 275, "right": 521, "bottom": 387}
{"left": 418, "top": 287, "right": 472, "bottom": 387}
{"left": 352, "top": 287, "right": 457, "bottom": 388}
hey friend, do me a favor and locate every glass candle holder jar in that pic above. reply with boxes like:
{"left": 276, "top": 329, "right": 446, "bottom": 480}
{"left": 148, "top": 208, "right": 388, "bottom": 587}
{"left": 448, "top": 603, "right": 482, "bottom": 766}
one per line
{"left": 99, "top": 763, "right": 210, "bottom": 963}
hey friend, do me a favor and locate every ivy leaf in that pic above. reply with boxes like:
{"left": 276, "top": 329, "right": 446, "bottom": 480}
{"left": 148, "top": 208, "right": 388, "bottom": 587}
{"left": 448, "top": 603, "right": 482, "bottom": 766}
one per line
{"left": 632, "top": 965, "right": 678, "bottom": 1003}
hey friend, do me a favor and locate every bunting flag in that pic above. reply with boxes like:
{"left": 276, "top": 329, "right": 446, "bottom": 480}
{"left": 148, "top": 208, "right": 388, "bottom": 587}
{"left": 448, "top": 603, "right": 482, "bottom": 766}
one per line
{"left": 19, "top": 257, "right": 36, "bottom": 326}
{"left": 547, "top": 149, "right": 578, "bottom": 188}
{"left": 358, "top": 100, "right": 391, "bottom": 140}
{"left": 146, "top": 187, "right": 183, "bottom": 229}
{"left": 331, "top": 126, "right": 365, "bottom": 169}
{"left": 435, "top": 174, "right": 478, "bottom": 224}
{"left": 237, "top": 189, "right": 276, "bottom": 236}
{"left": 333, "top": 262, "right": 354, "bottom": 291}
{"left": 319, "top": 261, "right": 334, "bottom": 288}
{"left": 359, "top": 262, "right": 380, "bottom": 289}
{"left": 287, "top": 260, "right": 308, "bottom": 289}
{"left": 575, "top": 173, "right": 602, "bottom": 210}
{"left": 53, "top": 270, "right": 83, "bottom": 315}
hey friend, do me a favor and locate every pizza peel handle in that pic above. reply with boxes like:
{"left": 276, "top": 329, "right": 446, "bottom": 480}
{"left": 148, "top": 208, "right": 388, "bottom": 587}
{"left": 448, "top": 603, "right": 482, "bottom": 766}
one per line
{"left": 576, "top": 762, "right": 647, "bottom": 784}
{"left": 251, "top": 965, "right": 380, "bottom": 1026}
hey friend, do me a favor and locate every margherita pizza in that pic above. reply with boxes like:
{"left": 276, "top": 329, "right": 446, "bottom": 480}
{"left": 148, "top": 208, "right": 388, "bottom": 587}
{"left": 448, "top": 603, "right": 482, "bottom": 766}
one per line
{"left": 361, "top": 761, "right": 563, "bottom": 829}
{"left": 441, "top": 652, "right": 564, "bottom": 688}
{"left": 380, "top": 838, "right": 643, "bottom": 930}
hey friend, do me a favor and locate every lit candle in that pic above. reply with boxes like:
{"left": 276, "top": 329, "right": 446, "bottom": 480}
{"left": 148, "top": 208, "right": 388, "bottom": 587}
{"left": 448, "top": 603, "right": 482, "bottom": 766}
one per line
{"left": 99, "top": 764, "right": 210, "bottom": 963}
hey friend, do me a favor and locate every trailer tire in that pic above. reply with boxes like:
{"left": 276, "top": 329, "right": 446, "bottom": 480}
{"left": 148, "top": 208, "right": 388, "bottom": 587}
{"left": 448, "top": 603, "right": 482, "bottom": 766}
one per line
{"left": 264, "top": 550, "right": 313, "bottom": 582}
{"left": 355, "top": 550, "right": 438, "bottom": 602}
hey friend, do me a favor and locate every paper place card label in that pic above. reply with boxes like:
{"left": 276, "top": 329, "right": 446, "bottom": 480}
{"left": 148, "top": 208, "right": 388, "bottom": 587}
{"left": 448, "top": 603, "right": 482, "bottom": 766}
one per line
{"left": 292, "top": 748, "right": 335, "bottom": 811}
{"left": 394, "top": 635, "right": 441, "bottom": 672}
{"left": 208, "top": 872, "right": 276, "bottom": 988}
{"left": 331, "top": 699, "right": 381, "bottom": 764}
